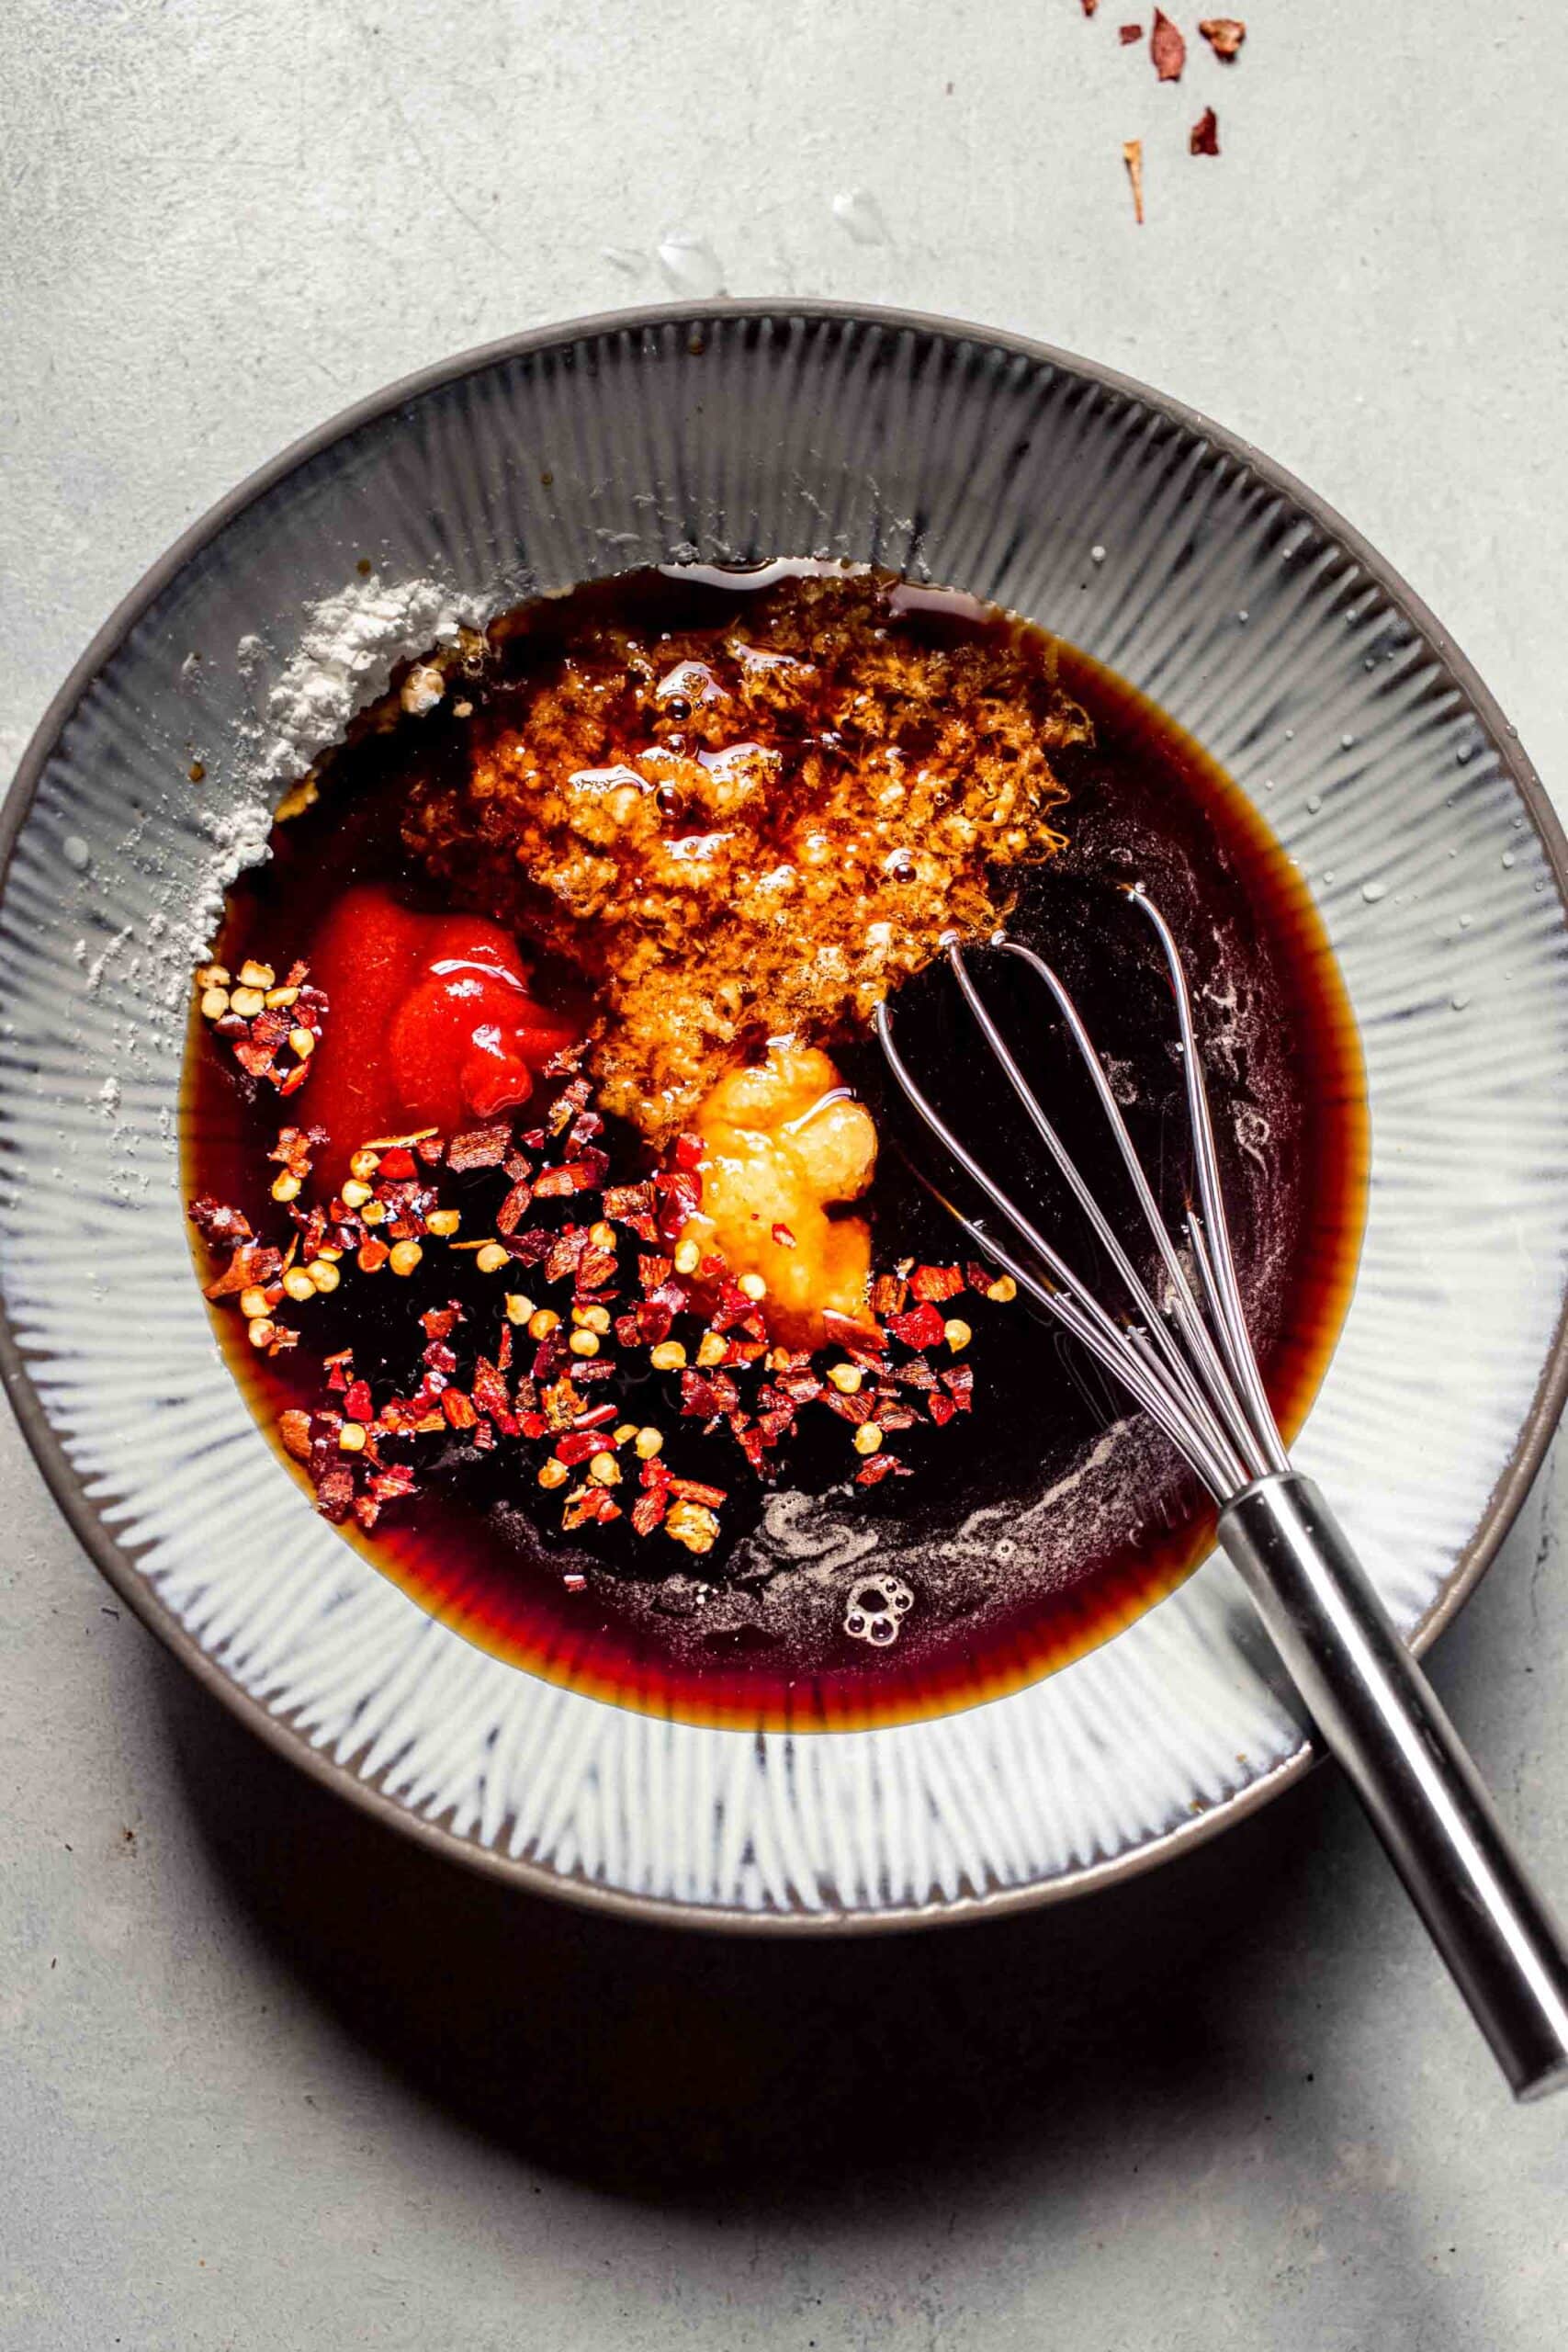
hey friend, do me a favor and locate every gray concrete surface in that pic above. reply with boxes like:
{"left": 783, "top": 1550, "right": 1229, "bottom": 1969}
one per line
{"left": 4, "top": 3, "right": 1567, "bottom": 2344}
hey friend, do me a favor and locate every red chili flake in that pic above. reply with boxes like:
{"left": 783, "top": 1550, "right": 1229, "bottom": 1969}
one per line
{"left": 770, "top": 1222, "right": 796, "bottom": 1249}
{"left": 188, "top": 1196, "right": 254, "bottom": 1250}
{"left": 1119, "top": 20, "right": 1143, "bottom": 40}
{"left": 942, "top": 1363, "right": 975, "bottom": 1412}
{"left": 1189, "top": 105, "right": 1219, "bottom": 153}
{"left": 1080, "top": 0, "right": 1098, "bottom": 13}
{"left": 724, "top": 1338, "right": 767, "bottom": 1366}
{"left": 443, "top": 1390, "right": 479, "bottom": 1430}
{"left": 352, "top": 1493, "right": 382, "bottom": 1532}
{"left": 631, "top": 1490, "right": 669, "bottom": 1537}
{"left": 855, "top": 1454, "right": 911, "bottom": 1487}
{"left": 870, "top": 1272, "right": 908, "bottom": 1319}
{"left": 635, "top": 1299, "right": 674, "bottom": 1345}
{"left": 711, "top": 1280, "right": 764, "bottom": 1337}
{"left": 343, "top": 1378, "right": 374, "bottom": 1423}
{"left": 421, "top": 1306, "right": 463, "bottom": 1341}
{"left": 495, "top": 1180, "right": 533, "bottom": 1234}
{"left": 927, "top": 1390, "right": 957, "bottom": 1428}
{"left": 503, "top": 1227, "right": 551, "bottom": 1268}
{"left": 1198, "top": 15, "right": 1244, "bottom": 58}
{"left": 278, "top": 1408, "right": 313, "bottom": 1462}
{"left": 369, "top": 1464, "right": 416, "bottom": 1504}
{"left": 757, "top": 1405, "right": 795, "bottom": 1444}
{"left": 776, "top": 1372, "right": 824, "bottom": 1406}
{"left": 732, "top": 1419, "right": 766, "bottom": 1472}
{"left": 232, "top": 1038, "right": 278, "bottom": 1081}
{"left": 203, "top": 1241, "right": 282, "bottom": 1300}
{"left": 472, "top": 1357, "right": 512, "bottom": 1421}
{"left": 875, "top": 1400, "right": 919, "bottom": 1432}
{"left": 447, "top": 1124, "right": 512, "bottom": 1173}
{"left": 268, "top": 1125, "right": 324, "bottom": 1176}
{"left": 542, "top": 1376, "right": 585, "bottom": 1430}
{"left": 822, "top": 1388, "right": 873, "bottom": 1427}
{"left": 570, "top": 1401, "right": 619, "bottom": 1432}
{"left": 533, "top": 1161, "right": 594, "bottom": 1199}
{"left": 562, "top": 1484, "right": 620, "bottom": 1531}
{"left": 552, "top": 1420, "right": 602, "bottom": 1458}
{"left": 496, "top": 1325, "right": 513, "bottom": 1373}
{"left": 637, "top": 1253, "right": 673, "bottom": 1292}
{"left": 313, "top": 1464, "right": 355, "bottom": 1524}
{"left": 519, "top": 1411, "right": 547, "bottom": 1441}
{"left": 547, "top": 1077, "right": 592, "bottom": 1136}
{"left": 574, "top": 1248, "right": 618, "bottom": 1295}
{"left": 377, "top": 1146, "right": 418, "bottom": 1181}
{"left": 886, "top": 1301, "right": 946, "bottom": 1350}
{"left": 1150, "top": 8, "right": 1184, "bottom": 76}
{"left": 545, "top": 1228, "right": 589, "bottom": 1284}
{"left": 653, "top": 1166, "right": 703, "bottom": 1240}
{"left": 605, "top": 1180, "right": 658, "bottom": 1229}
{"left": 672, "top": 1132, "right": 705, "bottom": 1170}
{"left": 356, "top": 1238, "right": 389, "bottom": 1273}
{"left": 667, "top": 1475, "right": 727, "bottom": 1509}
{"left": 1122, "top": 137, "right": 1145, "bottom": 224}
{"left": 567, "top": 1107, "right": 604, "bottom": 1148}
{"left": 422, "top": 1340, "right": 458, "bottom": 1378}
{"left": 909, "top": 1263, "right": 964, "bottom": 1304}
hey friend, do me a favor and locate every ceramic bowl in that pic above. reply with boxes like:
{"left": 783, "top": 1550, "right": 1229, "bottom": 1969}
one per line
{"left": 4, "top": 303, "right": 1566, "bottom": 1928}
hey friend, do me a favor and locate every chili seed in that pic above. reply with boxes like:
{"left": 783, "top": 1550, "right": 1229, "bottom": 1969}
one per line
{"left": 569, "top": 1330, "right": 600, "bottom": 1359}
{"left": 389, "top": 1240, "right": 423, "bottom": 1277}
{"left": 738, "top": 1272, "right": 767, "bottom": 1302}
{"left": 537, "top": 1459, "right": 569, "bottom": 1489}
{"left": 338, "top": 1422, "right": 367, "bottom": 1453}
{"left": 588, "top": 1451, "right": 620, "bottom": 1487}
{"left": 264, "top": 985, "right": 299, "bottom": 1011}
{"left": 309, "top": 1260, "right": 341, "bottom": 1295}
{"left": 230, "top": 986, "right": 265, "bottom": 1019}
{"left": 271, "top": 1171, "right": 302, "bottom": 1204}
{"left": 349, "top": 1148, "right": 381, "bottom": 1181}
{"left": 649, "top": 1340, "right": 687, "bottom": 1372}
{"left": 634, "top": 1427, "right": 664, "bottom": 1460}
{"left": 195, "top": 964, "right": 230, "bottom": 990}
{"left": 573, "top": 1303, "right": 612, "bottom": 1334}
{"left": 475, "top": 1241, "right": 510, "bottom": 1273}
{"left": 672, "top": 1238, "right": 701, "bottom": 1275}
{"left": 238, "top": 1284, "right": 270, "bottom": 1321}
{"left": 695, "top": 1332, "right": 727, "bottom": 1368}
{"left": 827, "top": 1363, "right": 863, "bottom": 1396}
{"left": 505, "top": 1294, "right": 535, "bottom": 1325}
{"left": 288, "top": 1027, "right": 316, "bottom": 1060}
{"left": 987, "top": 1275, "right": 1018, "bottom": 1303}
{"left": 360, "top": 1200, "right": 387, "bottom": 1225}
{"left": 237, "top": 960, "right": 276, "bottom": 991}
{"left": 528, "top": 1308, "right": 560, "bottom": 1340}
{"left": 853, "top": 1423, "right": 884, "bottom": 1456}
{"left": 614, "top": 1423, "right": 638, "bottom": 1445}
{"left": 588, "top": 1221, "right": 617, "bottom": 1250}
{"left": 340, "top": 1179, "right": 373, "bottom": 1209}
{"left": 199, "top": 987, "right": 231, "bottom": 1021}
{"left": 246, "top": 1317, "right": 276, "bottom": 1350}
{"left": 282, "top": 1268, "right": 316, "bottom": 1304}
{"left": 943, "top": 1318, "right": 973, "bottom": 1352}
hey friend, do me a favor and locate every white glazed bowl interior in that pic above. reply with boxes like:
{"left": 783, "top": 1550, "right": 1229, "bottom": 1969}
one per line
{"left": 4, "top": 304, "right": 1567, "bottom": 1927}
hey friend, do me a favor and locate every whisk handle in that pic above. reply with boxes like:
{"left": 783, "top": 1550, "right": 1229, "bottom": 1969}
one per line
{"left": 1219, "top": 1472, "right": 1568, "bottom": 2101}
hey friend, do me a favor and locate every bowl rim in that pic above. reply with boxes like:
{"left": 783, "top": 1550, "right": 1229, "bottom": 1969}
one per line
{"left": 5, "top": 297, "right": 1566, "bottom": 1935}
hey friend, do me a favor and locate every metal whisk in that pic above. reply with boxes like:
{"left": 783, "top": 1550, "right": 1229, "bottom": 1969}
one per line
{"left": 876, "top": 886, "right": 1568, "bottom": 2102}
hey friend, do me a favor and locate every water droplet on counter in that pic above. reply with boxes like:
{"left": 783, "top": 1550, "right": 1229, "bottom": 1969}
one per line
{"left": 1458, "top": 912, "right": 1472, "bottom": 928}
{"left": 1340, "top": 734, "right": 1356, "bottom": 751}
{"left": 657, "top": 233, "right": 726, "bottom": 297}
{"left": 830, "top": 187, "right": 890, "bottom": 245}
{"left": 601, "top": 244, "right": 646, "bottom": 276}
{"left": 1236, "top": 609, "right": 1249, "bottom": 624}
{"left": 1501, "top": 853, "right": 1516, "bottom": 869}
{"left": 62, "top": 835, "right": 89, "bottom": 870}
{"left": 1090, "top": 544, "right": 1107, "bottom": 565}
{"left": 1451, "top": 993, "right": 1472, "bottom": 1012}
{"left": 1360, "top": 879, "right": 1388, "bottom": 903}
{"left": 1305, "top": 794, "right": 1322, "bottom": 815}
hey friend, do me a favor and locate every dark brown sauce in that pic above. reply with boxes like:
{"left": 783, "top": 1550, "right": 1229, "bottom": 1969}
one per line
{"left": 183, "top": 566, "right": 1367, "bottom": 1731}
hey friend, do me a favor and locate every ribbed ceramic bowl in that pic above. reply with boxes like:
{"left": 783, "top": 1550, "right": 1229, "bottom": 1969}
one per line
{"left": 5, "top": 304, "right": 1567, "bottom": 1928}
